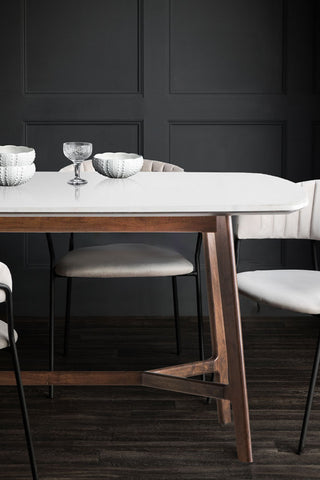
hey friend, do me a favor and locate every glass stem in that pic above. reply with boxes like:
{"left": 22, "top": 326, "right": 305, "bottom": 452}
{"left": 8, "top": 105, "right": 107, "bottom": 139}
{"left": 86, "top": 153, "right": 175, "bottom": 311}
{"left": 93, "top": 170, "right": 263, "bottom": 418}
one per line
{"left": 74, "top": 162, "right": 81, "bottom": 179}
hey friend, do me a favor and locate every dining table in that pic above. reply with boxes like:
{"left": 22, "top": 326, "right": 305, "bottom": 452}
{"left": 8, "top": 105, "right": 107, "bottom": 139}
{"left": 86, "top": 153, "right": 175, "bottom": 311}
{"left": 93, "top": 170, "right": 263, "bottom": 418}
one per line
{"left": 0, "top": 170, "right": 307, "bottom": 463}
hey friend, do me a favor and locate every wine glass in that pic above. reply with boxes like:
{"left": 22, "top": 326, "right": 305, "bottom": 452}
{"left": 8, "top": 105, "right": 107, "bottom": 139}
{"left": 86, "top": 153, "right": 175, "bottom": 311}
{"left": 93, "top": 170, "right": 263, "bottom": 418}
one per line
{"left": 63, "top": 142, "right": 92, "bottom": 185}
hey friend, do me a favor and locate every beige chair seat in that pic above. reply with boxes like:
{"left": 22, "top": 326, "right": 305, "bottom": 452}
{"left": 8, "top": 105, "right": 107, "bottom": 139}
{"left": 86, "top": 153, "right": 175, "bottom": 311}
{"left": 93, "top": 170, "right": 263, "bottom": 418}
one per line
{"left": 55, "top": 243, "right": 194, "bottom": 278}
{"left": 0, "top": 319, "right": 17, "bottom": 349}
{"left": 0, "top": 262, "right": 12, "bottom": 303}
{"left": 237, "top": 269, "right": 320, "bottom": 315}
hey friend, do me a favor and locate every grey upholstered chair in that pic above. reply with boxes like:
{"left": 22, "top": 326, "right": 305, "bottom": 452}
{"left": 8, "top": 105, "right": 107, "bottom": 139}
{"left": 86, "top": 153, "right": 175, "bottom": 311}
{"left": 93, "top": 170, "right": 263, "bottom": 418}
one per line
{"left": 0, "top": 262, "right": 38, "bottom": 479}
{"left": 235, "top": 179, "right": 320, "bottom": 453}
{"left": 46, "top": 159, "right": 204, "bottom": 397}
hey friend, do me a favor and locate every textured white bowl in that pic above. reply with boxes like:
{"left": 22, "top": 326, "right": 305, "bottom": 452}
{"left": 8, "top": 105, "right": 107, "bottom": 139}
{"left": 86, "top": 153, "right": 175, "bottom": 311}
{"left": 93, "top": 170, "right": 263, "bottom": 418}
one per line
{"left": 0, "top": 145, "right": 35, "bottom": 166}
{"left": 0, "top": 164, "right": 36, "bottom": 186}
{"left": 93, "top": 152, "right": 143, "bottom": 178}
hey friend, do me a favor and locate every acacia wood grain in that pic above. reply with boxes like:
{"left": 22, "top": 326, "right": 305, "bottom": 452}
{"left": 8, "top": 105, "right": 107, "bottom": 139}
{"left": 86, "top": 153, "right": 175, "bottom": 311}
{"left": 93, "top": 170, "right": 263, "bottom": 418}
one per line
{"left": 0, "top": 215, "right": 216, "bottom": 233}
{"left": 0, "top": 371, "right": 143, "bottom": 386}
{"left": 213, "top": 216, "right": 253, "bottom": 463}
{"left": 148, "top": 358, "right": 217, "bottom": 377}
{"left": 203, "top": 231, "right": 231, "bottom": 424}
{"left": 142, "top": 372, "right": 227, "bottom": 399}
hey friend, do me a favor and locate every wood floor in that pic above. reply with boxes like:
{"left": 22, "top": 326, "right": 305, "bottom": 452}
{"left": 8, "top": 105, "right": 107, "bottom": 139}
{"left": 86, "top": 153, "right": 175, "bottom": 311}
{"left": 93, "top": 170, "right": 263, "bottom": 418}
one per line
{"left": 0, "top": 314, "right": 319, "bottom": 479}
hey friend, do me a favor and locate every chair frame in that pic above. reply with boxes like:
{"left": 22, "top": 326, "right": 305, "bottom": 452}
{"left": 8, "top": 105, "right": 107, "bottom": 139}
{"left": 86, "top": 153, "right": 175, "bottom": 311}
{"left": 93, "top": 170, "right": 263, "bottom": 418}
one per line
{"left": 236, "top": 236, "right": 320, "bottom": 454}
{"left": 297, "top": 240, "right": 320, "bottom": 453}
{"left": 46, "top": 232, "right": 204, "bottom": 399}
{"left": 0, "top": 282, "right": 38, "bottom": 479}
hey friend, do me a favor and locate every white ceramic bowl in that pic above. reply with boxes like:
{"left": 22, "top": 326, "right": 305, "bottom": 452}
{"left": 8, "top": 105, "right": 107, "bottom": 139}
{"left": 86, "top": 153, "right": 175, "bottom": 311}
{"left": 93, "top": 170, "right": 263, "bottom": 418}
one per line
{"left": 92, "top": 152, "right": 143, "bottom": 178}
{"left": 0, "top": 164, "right": 36, "bottom": 186}
{"left": 0, "top": 145, "right": 35, "bottom": 166}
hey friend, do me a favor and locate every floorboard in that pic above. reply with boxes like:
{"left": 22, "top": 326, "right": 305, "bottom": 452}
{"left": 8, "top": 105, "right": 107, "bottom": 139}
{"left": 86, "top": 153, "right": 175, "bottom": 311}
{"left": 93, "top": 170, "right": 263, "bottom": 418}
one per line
{"left": 0, "top": 315, "right": 319, "bottom": 479}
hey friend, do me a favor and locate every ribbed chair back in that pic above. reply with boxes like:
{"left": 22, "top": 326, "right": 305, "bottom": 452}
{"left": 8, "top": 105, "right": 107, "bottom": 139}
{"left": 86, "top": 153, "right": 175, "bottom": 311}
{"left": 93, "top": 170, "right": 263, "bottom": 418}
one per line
{"left": 59, "top": 158, "right": 183, "bottom": 173}
{"left": 234, "top": 180, "right": 320, "bottom": 241}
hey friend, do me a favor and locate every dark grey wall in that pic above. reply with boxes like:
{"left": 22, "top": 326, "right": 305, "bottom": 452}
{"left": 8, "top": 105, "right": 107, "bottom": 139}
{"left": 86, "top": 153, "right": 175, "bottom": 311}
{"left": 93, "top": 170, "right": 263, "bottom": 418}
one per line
{"left": 0, "top": 0, "right": 319, "bottom": 316}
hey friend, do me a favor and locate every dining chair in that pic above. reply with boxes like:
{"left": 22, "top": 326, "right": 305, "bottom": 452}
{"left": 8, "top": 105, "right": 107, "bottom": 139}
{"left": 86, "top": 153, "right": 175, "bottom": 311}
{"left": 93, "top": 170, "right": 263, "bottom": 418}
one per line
{"left": 0, "top": 262, "right": 38, "bottom": 479}
{"left": 46, "top": 159, "right": 204, "bottom": 397}
{"left": 235, "top": 179, "right": 320, "bottom": 453}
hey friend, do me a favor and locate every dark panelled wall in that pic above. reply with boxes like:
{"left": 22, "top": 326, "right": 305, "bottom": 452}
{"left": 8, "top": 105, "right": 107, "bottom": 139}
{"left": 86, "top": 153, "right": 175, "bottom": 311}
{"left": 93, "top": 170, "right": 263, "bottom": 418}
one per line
{"left": 0, "top": 0, "right": 319, "bottom": 316}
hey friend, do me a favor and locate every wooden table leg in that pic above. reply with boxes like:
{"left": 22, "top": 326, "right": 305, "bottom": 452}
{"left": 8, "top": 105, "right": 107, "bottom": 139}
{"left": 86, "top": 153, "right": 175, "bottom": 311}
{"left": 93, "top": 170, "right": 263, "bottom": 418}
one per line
{"left": 209, "top": 215, "right": 252, "bottom": 463}
{"left": 204, "top": 231, "right": 232, "bottom": 425}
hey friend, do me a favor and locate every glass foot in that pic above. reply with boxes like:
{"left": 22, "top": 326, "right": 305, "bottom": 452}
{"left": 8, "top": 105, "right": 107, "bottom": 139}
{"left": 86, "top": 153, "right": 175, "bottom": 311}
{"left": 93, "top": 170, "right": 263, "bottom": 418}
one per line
{"left": 68, "top": 177, "right": 88, "bottom": 185}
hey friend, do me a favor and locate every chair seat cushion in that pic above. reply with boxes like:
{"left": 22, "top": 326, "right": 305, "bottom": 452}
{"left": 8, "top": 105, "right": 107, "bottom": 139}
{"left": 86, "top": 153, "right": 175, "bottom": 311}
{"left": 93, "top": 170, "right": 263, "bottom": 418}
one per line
{"left": 237, "top": 269, "right": 320, "bottom": 315}
{"left": 0, "top": 262, "right": 12, "bottom": 303}
{"left": 0, "top": 320, "right": 17, "bottom": 349}
{"left": 55, "top": 243, "right": 194, "bottom": 278}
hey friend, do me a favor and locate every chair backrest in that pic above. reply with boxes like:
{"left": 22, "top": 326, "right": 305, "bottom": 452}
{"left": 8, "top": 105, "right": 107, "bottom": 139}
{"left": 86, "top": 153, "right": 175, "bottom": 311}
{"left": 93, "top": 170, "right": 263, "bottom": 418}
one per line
{"left": 59, "top": 158, "right": 183, "bottom": 173}
{"left": 0, "top": 262, "right": 12, "bottom": 303}
{"left": 234, "top": 180, "right": 320, "bottom": 241}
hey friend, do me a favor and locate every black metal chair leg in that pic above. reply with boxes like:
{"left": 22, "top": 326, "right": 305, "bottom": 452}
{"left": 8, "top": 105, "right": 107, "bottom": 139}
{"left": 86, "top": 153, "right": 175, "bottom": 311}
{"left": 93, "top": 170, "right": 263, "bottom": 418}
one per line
{"left": 5, "top": 287, "right": 38, "bottom": 479}
{"left": 49, "top": 270, "right": 55, "bottom": 399}
{"left": 298, "top": 330, "right": 320, "bottom": 454}
{"left": 11, "top": 343, "right": 39, "bottom": 479}
{"left": 172, "top": 276, "right": 181, "bottom": 355}
{"left": 64, "top": 277, "right": 72, "bottom": 356}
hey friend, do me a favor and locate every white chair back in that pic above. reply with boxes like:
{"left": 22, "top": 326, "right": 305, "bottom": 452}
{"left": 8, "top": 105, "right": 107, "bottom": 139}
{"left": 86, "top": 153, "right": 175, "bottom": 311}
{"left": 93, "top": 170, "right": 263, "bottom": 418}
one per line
{"left": 59, "top": 158, "right": 183, "bottom": 173}
{"left": 234, "top": 180, "right": 320, "bottom": 241}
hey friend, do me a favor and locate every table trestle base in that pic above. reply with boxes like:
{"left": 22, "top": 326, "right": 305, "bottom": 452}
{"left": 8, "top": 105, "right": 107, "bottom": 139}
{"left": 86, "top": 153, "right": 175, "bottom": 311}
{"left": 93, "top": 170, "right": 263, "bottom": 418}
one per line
{"left": 0, "top": 213, "right": 253, "bottom": 463}
{"left": 0, "top": 368, "right": 228, "bottom": 400}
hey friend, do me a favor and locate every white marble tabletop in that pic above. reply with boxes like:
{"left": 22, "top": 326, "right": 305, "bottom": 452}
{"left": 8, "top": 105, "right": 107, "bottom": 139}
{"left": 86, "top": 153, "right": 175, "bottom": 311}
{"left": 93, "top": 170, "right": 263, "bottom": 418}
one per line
{"left": 0, "top": 172, "right": 308, "bottom": 216}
